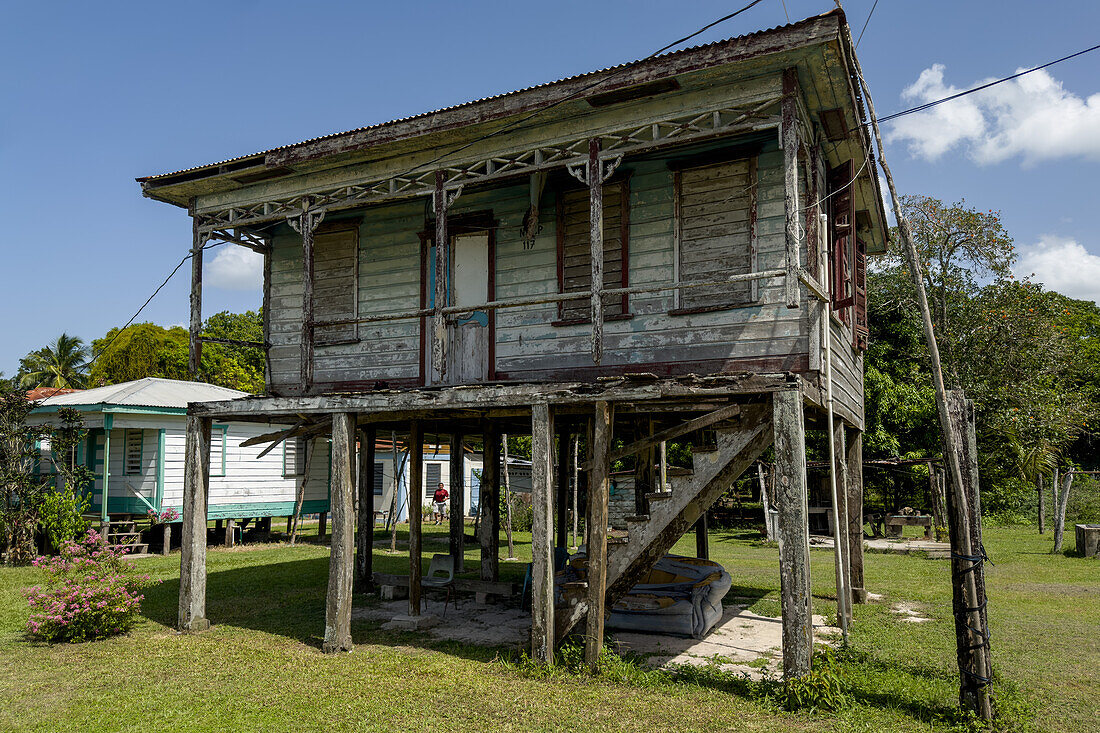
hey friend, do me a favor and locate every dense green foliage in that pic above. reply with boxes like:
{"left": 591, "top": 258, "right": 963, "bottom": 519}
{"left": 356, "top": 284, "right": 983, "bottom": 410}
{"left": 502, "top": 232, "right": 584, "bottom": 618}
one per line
{"left": 0, "top": 390, "right": 50, "bottom": 565}
{"left": 865, "top": 196, "right": 1099, "bottom": 521}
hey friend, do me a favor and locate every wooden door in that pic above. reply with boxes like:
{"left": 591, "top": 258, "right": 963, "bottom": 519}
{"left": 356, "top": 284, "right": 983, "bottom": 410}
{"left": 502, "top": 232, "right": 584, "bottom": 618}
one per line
{"left": 447, "top": 233, "right": 491, "bottom": 384}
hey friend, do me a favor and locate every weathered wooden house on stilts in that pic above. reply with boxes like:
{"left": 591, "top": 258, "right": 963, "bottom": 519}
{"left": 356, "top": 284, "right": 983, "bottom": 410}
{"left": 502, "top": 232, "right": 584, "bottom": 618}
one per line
{"left": 138, "top": 9, "right": 887, "bottom": 676}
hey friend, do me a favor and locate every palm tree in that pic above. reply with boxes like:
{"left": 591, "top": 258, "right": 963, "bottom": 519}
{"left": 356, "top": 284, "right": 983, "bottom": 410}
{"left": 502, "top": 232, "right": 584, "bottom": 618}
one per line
{"left": 18, "top": 334, "right": 89, "bottom": 390}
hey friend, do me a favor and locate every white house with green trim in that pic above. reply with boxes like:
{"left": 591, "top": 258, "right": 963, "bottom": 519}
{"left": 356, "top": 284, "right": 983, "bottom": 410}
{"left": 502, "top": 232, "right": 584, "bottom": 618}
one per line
{"left": 28, "top": 378, "right": 332, "bottom": 525}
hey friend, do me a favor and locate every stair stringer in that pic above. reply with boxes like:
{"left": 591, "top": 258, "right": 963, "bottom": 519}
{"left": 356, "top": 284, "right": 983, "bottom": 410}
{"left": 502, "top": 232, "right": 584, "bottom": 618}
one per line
{"left": 555, "top": 404, "right": 774, "bottom": 640}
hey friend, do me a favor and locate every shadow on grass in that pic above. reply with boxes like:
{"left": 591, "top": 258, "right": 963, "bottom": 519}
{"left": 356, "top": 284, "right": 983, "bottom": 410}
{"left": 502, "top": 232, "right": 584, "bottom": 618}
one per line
{"left": 140, "top": 547, "right": 522, "bottom": 663}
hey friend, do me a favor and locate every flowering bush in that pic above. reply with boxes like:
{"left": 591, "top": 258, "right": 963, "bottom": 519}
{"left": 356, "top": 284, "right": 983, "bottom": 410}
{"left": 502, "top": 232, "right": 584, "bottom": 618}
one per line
{"left": 25, "top": 528, "right": 157, "bottom": 643}
{"left": 146, "top": 507, "right": 179, "bottom": 524}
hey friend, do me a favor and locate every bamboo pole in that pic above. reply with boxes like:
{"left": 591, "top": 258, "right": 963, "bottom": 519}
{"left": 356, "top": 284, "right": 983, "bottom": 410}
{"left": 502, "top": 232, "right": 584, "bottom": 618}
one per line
{"left": 841, "top": 19, "right": 992, "bottom": 719}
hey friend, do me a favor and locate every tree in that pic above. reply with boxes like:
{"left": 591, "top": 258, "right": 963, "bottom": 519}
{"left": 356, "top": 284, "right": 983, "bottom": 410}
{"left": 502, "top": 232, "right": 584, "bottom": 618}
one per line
{"left": 39, "top": 407, "right": 93, "bottom": 551}
{"left": 88, "top": 311, "right": 264, "bottom": 393}
{"left": 0, "top": 388, "right": 50, "bottom": 564}
{"left": 17, "top": 333, "right": 89, "bottom": 390}
{"left": 89, "top": 323, "right": 189, "bottom": 386}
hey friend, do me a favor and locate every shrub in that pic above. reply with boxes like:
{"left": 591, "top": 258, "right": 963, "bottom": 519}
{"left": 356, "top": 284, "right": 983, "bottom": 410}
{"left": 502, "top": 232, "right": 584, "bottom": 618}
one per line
{"left": 763, "top": 648, "right": 850, "bottom": 712}
{"left": 146, "top": 507, "right": 179, "bottom": 525}
{"left": 39, "top": 485, "right": 90, "bottom": 552}
{"left": 25, "top": 528, "right": 156, "bottom": 643}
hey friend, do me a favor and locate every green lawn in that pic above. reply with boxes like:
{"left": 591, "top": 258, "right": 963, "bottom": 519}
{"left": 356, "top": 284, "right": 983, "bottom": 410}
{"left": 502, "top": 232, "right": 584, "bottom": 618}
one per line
{"left": 0, "top": 524, "right": 1095, "bottom": 732}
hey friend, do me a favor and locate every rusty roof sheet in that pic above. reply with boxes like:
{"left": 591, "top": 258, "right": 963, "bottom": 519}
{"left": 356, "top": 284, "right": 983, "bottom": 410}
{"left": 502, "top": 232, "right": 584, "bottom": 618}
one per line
{"left": 138, "top": 10, "right": 839, "bottom": 182}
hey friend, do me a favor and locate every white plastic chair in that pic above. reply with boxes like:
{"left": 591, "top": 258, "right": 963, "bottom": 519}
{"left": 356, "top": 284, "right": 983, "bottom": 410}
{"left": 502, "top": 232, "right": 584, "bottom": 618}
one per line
{"left": 421, "top": 553, "right": 456, "bottom": 617}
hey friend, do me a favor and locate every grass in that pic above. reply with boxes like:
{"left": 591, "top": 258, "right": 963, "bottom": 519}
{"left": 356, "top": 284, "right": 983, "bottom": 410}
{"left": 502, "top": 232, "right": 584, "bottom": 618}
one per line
{"left": 0, "top": 524, "right": 1096, "bottom": 732}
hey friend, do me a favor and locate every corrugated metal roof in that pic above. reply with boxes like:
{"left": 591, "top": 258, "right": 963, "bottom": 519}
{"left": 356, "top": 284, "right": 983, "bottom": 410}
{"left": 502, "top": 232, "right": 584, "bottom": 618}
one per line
{"left": 39, "top": 378, "right": 247, "bottom": 409}
{"left": 138, "top": 11, "right": 837, "bottom": 182}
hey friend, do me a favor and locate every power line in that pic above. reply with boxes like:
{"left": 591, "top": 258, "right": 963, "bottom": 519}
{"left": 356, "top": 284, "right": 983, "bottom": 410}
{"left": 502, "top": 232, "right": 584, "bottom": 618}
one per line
{"left": 877, "top": 41, "right": 1100, "bottom": 124}
{"left": 855, "top": 0, "right": 878, "bottom": 48}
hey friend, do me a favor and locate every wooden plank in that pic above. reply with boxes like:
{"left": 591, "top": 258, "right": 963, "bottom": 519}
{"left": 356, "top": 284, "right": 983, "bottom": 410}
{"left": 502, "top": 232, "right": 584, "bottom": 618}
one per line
{"left": 356, "top": 426, "right": 375, "bottom": 592}
{"left": 408, "top": 420, "right": 423, "bottom": 616}
{"left": 178, "top": 416, "right": 211, "bottom": 632}
{"left": 480, "top": 422, "right": 500, "bottom": 582}
{"left": 324, "top": 412, "right": 355, "bottom": 653}
{"left": 833, "top": 420, "right": 852, "bottom": 626}
{"left": 773, "top": 388, "right": 811, "bottom": 679}
{"left": 530, "top": 403, "right": 555, "bottom": 663}
{"left": 581, "top": 402, "right": 741, "bottom": 471}
{"left": 585, "top": 401, "right": 612, "bottom": 671}
{"left": 782, "top": 68, "right": 801, "bottom": 310}
{"left": 449, "top": 431, "right": 465, "bottom": 573}
{"left": 588, "top": 138, "right": 605, "bottom": 362}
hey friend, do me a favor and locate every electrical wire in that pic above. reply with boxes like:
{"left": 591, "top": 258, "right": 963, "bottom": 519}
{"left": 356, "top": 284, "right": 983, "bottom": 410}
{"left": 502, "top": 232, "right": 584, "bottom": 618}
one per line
{"left": 876, "top": 41, "right": 1100, "bottom": 124}
{"left": 855, "top": 0, "right": 878, "bottom": 48}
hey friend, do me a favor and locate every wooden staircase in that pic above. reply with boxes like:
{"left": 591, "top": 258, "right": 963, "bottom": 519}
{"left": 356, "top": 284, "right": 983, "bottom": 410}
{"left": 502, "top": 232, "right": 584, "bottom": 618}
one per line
{"left": 106, "top": 520, "right": 150, "bottom": 556}
{"left": 555, "top": 403, "right": 774, "bottom": 639}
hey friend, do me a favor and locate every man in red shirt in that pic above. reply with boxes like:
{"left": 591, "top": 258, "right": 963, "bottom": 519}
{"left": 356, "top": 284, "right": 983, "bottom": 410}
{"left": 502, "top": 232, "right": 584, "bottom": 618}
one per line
{"left": 432, "top": 482, "right": 449, "bottom": 525}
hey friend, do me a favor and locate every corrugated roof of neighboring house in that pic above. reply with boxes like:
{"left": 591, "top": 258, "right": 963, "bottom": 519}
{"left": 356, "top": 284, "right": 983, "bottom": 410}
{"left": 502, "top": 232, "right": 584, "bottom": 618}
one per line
{"left": 26, "top": 387, "right": 82, "bottom": 401}
{"left": 37, "top": 377, "right": 247, "bottom": 410}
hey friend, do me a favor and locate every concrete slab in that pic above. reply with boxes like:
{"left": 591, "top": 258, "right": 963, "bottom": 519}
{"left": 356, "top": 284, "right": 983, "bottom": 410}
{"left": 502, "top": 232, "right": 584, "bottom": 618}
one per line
{"left": 810, "top": 534, "right": 950, "bottom": 558}
{"left": 383, "top": 613, "right": 440, "bottom": 631}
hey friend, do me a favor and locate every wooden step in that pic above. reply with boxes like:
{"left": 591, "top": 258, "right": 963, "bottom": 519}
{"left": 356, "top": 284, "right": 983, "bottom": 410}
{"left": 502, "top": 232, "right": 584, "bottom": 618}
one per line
{"left": 624, "top": 515, "right": 650, "bottom": 523}
{"left": 562, "top": 581, "right": 588, "bottom": 591}
{"left": 645, "top": 492, "right": 673, "bottom": 501}
{"left": 607, "top": 536, "right": 628, "bottom": 546}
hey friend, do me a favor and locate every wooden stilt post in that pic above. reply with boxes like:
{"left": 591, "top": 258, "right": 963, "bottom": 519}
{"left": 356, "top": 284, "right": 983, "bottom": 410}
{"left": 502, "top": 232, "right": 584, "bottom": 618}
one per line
{"left": 162, "top": 522, "right": 171, "bottom": 556}
{"left": 224, "top": 519, "right": 235, "bottom": 548}
{"left": 480, "top": 422, "right": 500, "bottom": 582}
{"left": 758, "top": 462, "right": 774, "bottom": 541}
{"left": 556, "top": 425, "right": 569, "bottom": 550}
{"left": 531, "top": 402, "right": 556, "bottom": 663}
{"left": 318, "top": 512, "right": 327, "bottom": 540}
{"left": 408, "top": 421, "right": 423, "bottom": 616}
{"left": 695, "top": 511, "right": 709, "bottom": 560}
{"left": 833, "top": 420, "right": 852, "bottom": 627}
{"left": 585, "top": 401, "right": 612, "bottom": 672}
{"left": 449, "top": 431, "right": 465, "bottom": 573}
{"left": 356, "top": 426, "right": 376, "bottom": 592}
{"left": 324, "top": 412, "right": 355, "bottom": 653}
{"left": 845, "top": 427, "right": 866, "bottom": 603}
{"left": 1037, "top": 474, "right": 1045, "bottom": 534}
{"left": 773, "top": 388, "right": 812, "bottom": 680}
{"left": 633, "top": 421, "right": 656, "bottom": 517}
{"left": 179, "top": 416, "right": 211, "bottom": 632}
{"left": 572, "top": 434, "right": 580, "bottom": 549}
{"left": 503, "top": 434, "right": 515, "bottom": 559}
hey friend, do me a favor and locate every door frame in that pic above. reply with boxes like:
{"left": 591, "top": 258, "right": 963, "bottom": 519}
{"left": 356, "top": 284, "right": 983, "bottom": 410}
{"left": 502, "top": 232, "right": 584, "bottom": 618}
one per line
{"left": 418, "top": 210, "right": 496, "bottom": 385}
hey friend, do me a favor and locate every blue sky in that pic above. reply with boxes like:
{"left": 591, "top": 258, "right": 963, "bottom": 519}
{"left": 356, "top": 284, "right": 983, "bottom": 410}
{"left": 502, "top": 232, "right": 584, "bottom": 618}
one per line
{"left": 2, "top": 0, "right": 1098, "bottom": 376}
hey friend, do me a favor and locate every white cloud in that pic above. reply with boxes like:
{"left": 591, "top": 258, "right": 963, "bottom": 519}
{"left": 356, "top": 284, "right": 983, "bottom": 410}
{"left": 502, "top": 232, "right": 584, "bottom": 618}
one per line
{"left": 1015, "top": 235, "right": 1100, "bottom": 302}
{"left": 204, "top": 246, "right": 263, "bottom": 291}
{"left": 886, "top": 64, "right": 1100, "bottom": 166}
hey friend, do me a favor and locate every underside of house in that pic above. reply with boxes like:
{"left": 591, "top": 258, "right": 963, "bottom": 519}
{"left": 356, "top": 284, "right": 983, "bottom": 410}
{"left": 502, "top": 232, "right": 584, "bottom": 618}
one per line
{"left": 138, "top": 9, "right": 886, "bottom": 676}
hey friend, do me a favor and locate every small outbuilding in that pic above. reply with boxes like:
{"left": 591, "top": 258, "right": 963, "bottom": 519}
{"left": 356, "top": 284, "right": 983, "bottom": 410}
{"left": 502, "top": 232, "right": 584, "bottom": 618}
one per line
{"left": 27, "top": 378, "right": 332, "bottom": 549}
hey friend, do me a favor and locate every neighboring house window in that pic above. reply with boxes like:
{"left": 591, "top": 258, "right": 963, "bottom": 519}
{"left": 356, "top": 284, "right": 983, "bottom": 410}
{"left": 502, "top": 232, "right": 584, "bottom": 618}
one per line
{"left": 673, "top": 157, "right": 757, "bottom": 311}
{"left": 373, "top": 462, "right": 384, "bottom": 495}
{"left": 283, "top": 437, "right": 307, "bottom": 477}
{"left": 313, "top": 225, "right": 359, "bottom": 345}
{"left": 124, "top": 430, "right": 143, "bottom": 475}
{"left": 210, "top": 425, "right": 228, "bottom": 477}
{"left": 425, "top": 462, "right": 441, "bottom": 498}
{"left": 556, "top": 179, "right": 629, "bottom": 323}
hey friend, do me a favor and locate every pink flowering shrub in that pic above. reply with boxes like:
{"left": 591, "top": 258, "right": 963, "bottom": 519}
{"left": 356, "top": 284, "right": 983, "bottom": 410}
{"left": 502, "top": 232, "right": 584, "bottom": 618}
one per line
{"left": 146, "top": 507, "right": 179, "bottom": 524}
{"left": 25, "top": 529, "right": 157, "bottom": 643}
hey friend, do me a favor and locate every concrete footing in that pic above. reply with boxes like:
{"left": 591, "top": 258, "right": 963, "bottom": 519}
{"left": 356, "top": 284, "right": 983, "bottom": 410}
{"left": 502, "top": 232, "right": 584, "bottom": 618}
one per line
{"left": 383, "top": 613, "right": 439, "bottom": 631}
